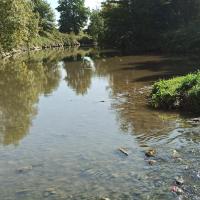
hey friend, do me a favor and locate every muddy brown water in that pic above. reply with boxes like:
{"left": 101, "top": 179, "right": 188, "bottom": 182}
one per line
{"left": 0, "top": 48, "right": 199, "bottom": 200}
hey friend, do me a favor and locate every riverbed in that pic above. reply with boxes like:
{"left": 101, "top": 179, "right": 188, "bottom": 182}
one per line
{"left": 0, "top": 48, "right": 199, "bottom": 200}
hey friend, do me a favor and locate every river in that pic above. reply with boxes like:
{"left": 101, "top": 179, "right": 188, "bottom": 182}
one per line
{"left": 0, "top": 48, "right": 199, "bottom": 200}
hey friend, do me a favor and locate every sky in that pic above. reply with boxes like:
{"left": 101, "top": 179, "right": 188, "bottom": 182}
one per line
{"left": 47, "top": 0, "right": 103, "bottom": 22}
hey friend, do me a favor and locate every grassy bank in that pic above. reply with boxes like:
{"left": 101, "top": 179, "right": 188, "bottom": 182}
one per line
{"left": 30, "top": 31, "right": 80, "bottom": 48}
{"left": 150, "top": 71, "right": 200, "bottom": 113}
{"left": 0, "top": 31, "right": 91, "bottom": 59}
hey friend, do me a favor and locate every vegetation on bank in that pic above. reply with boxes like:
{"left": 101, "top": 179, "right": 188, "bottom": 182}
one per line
{"left": 151, "top": 72, "right": 200, "bottom": 113}
{"left": 0, "top": 0, "right": 90, "bottom": 57}
{"left": 87, "top": 0, "right": 200, "bottom": 53}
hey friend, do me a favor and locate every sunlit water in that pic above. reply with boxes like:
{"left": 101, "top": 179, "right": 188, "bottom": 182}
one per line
{"left": 0, "top": 48, "right": 199, "bottom": 200}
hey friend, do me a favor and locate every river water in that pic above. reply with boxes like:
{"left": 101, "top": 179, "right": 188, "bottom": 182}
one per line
{"left": 0, "top": 48, "right": 199, "bottom": 200}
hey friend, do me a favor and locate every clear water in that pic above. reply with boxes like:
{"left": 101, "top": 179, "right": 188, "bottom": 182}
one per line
{"left": 0, "top": 48, "right": 199, "bottom": 200}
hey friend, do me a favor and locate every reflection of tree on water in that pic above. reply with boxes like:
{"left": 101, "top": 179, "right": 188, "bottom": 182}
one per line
{"left": 95, "top": 56, "right": 183, "bottom": 143}
{"left": 0, "top": 54, "right": 61, "bottom": 145}
{"left": 63, "top": 59, "right": 94, "bottom": 96}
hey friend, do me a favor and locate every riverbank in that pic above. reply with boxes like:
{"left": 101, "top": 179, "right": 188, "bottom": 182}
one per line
{"left": 0, "top": 31, "right": 93, "bottom": 59}
{"left": 150, "top": 71, "right": 200, "bottom": 114}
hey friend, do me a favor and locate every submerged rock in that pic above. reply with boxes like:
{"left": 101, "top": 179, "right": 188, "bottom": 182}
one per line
{"left": 16, "top": 166, "right": 32, "bottom": 174}
{"left": 148, "top": 160, "right": 157, "bottom": 165}
{"left": 43, "top": 188, "right": 57, "bottom": 197}
{"left": 172, "top": 150, "right": 181, "bottom": 159}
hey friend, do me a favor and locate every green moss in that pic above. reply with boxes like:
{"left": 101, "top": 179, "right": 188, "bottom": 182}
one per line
{"left": 151, "top": 71, "right": 200, "bottom": 113}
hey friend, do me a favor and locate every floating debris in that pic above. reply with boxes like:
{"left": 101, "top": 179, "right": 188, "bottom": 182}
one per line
{"left": 145, "top": 149, "right": 156, "bottom": 157}
{"left": 118, "top": 147, "right": 129, "bottom": 156}
{"left": 171, "top": 186, "right": 184, "bottom": 195}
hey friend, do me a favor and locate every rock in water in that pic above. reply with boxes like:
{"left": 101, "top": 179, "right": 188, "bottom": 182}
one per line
{"left": 148, "top": 160, "right": 157, "bottom": 165}
{"left": 175, "top": 176, "right": 184, "bottom": 185}
{"left": 17, "top": 166, "right": 32, "bottom": 174}
{"left": 145, "top": 149, "right": 156, "bottom": 157}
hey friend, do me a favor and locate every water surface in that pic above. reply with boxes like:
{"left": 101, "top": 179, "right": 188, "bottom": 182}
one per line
{"left": 0, "top": 48, "right": 199, "bottom": 200}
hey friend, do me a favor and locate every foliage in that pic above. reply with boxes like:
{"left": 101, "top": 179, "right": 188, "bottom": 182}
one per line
{"left": 151, "top": 71, "right": 200, "bottom": 113}
{"left": 31, "top": 0, "right": 55, "bottom": 33}
{"left": 95, "top": 0, "right": 200, "bottom": 53}
{"left": 87, "top": 10, "right": 104, "bottom": 43}
{"left": 30, "top": 30, "right": 80, "bottom": 47}
{"left": 57, "top": 0, "right": 89, "bottom": 34}
{"left": 0, "top": 0, "right": 38, "bottom": 52}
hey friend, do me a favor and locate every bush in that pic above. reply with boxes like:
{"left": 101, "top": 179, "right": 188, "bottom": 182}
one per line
{"left": 150, "top": 71, "right": 200, "bottom": 113}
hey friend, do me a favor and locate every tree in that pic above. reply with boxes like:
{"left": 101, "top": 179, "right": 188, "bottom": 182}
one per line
{"left": 31, "top": 0, "right": 55, "bottom": 32}
{"left": 87, "top": 10, "right": 104, "bottom": 43}
{"left": 57, "top": 0, "right": 89, "bottom": 34}
{"left": 99, "top": 0, "right": 200, "bottom": 52}
{"left": 0, "top": 0, "right": 38, "bottom": 52}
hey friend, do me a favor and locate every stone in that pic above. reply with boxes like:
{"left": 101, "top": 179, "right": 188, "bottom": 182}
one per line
{"left": 145, "top": 149, "right": 156, "bottom": 157}
{"left": 175, "top": 176, "right": 184, "bottom": 185}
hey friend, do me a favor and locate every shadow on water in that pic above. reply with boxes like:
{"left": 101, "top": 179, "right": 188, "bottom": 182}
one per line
{"left": 122, "top": 56, "right": 200, "bottom": 82}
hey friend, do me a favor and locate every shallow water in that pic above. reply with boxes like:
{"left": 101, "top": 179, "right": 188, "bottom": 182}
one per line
{"left": 0, "top": 48, "right": 199, "bottom": 200}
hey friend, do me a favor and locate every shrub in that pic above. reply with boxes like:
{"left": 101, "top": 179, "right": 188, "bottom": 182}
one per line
{"left": 151, "top": 71, "right": 200, "bottom": 113}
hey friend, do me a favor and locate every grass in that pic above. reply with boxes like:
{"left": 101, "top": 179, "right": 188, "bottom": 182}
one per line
{"left": 150, "top": 71, "right": 200, "bottom": 113}
{"left": 30, "top": 30, "right": 80, "bottom": 48}
{"left": 29, "top": 30, "right": 91, "bottom": 49}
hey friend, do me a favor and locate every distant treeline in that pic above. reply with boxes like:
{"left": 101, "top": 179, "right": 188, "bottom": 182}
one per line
{"left": 87, "top": 0, "right": 200, "bottom": 53}
{"left": 0, "top": 0, "right": 90, "bottom": 54}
